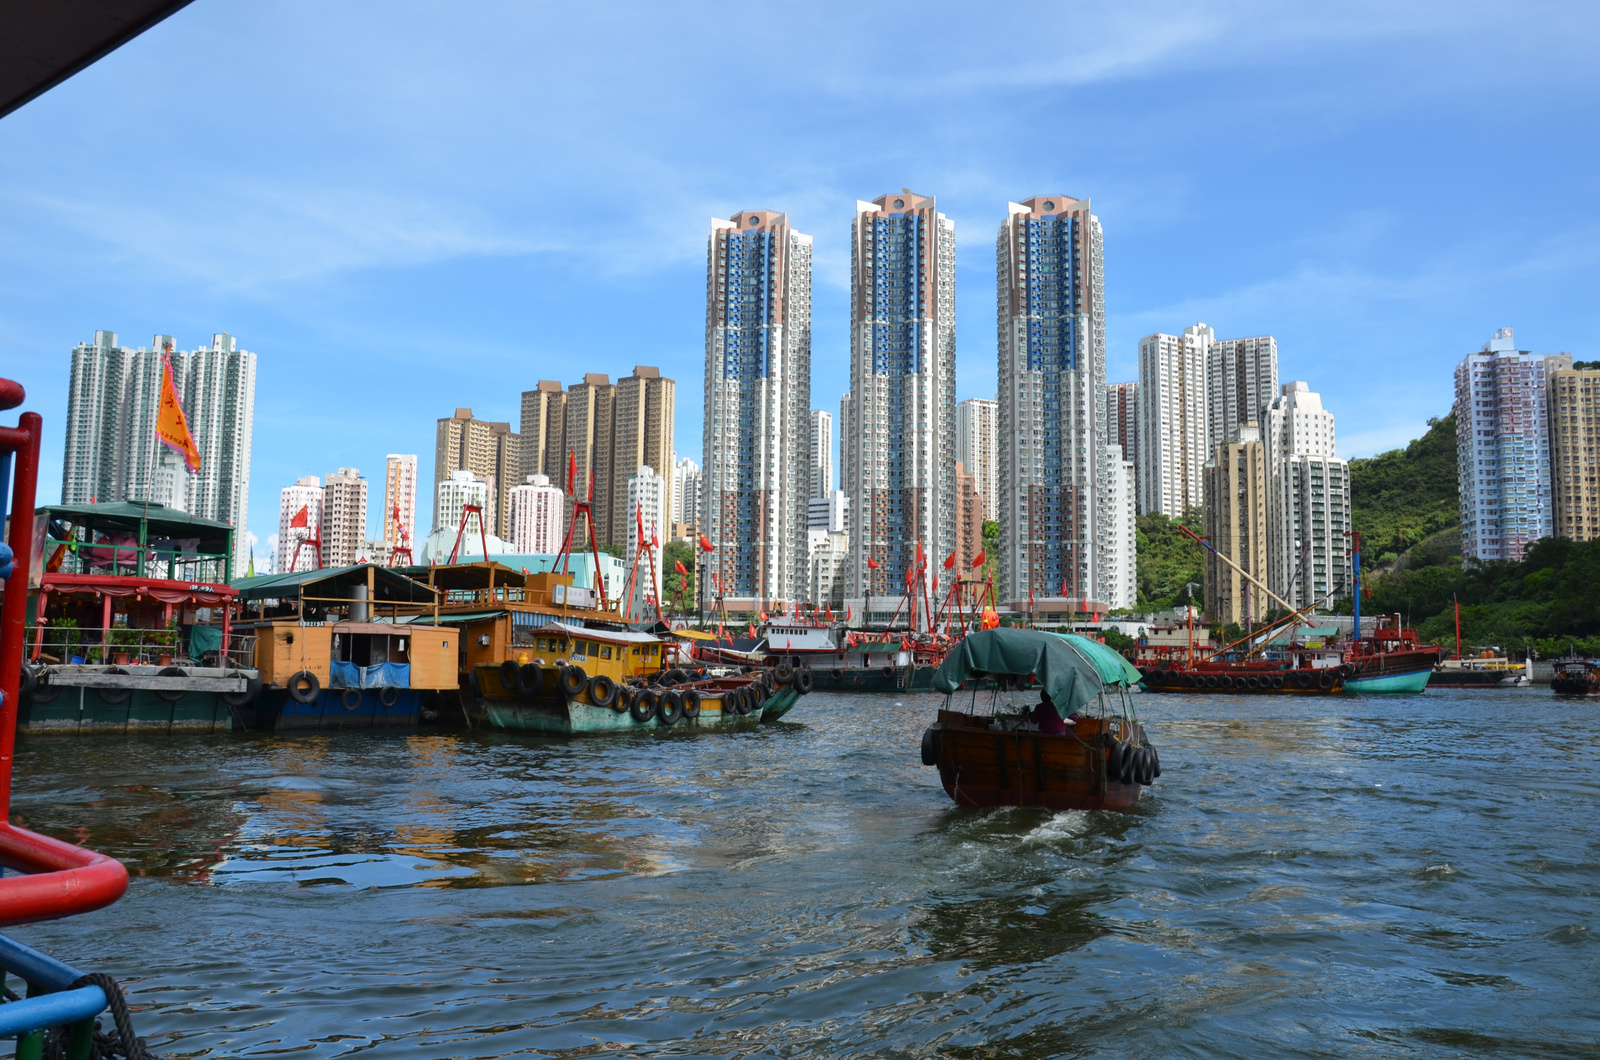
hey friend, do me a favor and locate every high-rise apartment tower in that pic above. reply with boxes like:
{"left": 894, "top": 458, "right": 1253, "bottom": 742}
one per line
{"left": 434, "top": 408, "right": 519, "bottom": 540}
{"left": 1549, "top": 365, "right": 1600, "bottom": 541}
{"left": 956, "top": 397, "right": 998, "bottom": 521}
{"left": 382, "top": 454, "right": 418, "bottom": 562}
{"left": 810, "top": 409, "right": 833, "bottom": 499}
{"left": 1207, "top": 335, "right": 1278, "bottom": 455}
{"left": 845, "top": 190, "right": 956, "bottom": 601}
{"left": 704, "top": 209, "right": 813, "bottom": 603}
{"left": 1137, "top": 324, "right": 1210, "bottom": 518}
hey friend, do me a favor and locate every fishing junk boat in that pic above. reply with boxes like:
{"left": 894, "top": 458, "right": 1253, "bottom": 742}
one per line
{"left": 920, "top": 628, "right": 1157, "bottom": 811}
{"left": 20, "top": 502, "right": 264, "bottom": 733}
{"left": 1340, "top": 614, "right": 1442, "bottom": 693}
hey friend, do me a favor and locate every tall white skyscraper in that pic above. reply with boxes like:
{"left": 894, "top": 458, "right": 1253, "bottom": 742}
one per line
{"left": 437, "top": 470, "right": 490, "bottom": 544}
{"left": 956, "top": 397, "right": 999, "bottom": 521}
{"left": 703, "top": 209, "right": 813, "bottom": 603}
{"left": 1262, "top": 382, "right": 1350, "bottom": 607}
{"left": 626, "top": 464, "right": 670, "bottom": 611}
{"left": 1137, "top": 323, "right": 1211, "bottom": 518}
{"left": 63, "top": 331, "right": 257, "bottom": 576}
{"left": 508, "top": 474, "right": 565, "bottom": 554}
{"left": 1104, "top": 445, "right": 1137, "bottom": 610}
{"left": 845, "top": 189, "right": 956, "bottom": 601}
{"left": 1455, "top": 328, "right": 1565, "bottom": 563}
{"left": 382, "top": 454, "right": 418, "bottom": 564}
{"left": 809, "top": 409, "right": 833, "bottom": 499}
{"left": 671, "top": 454, "right": 701, "bottom": 533}
{"left": 321, "top": 467, "right": 368, "bottom": 568}
{"left": 1208, "top": 335, "right": 1278, "bottom": 456}
{"left": 1106, "top": 382, "right": 1138, "bottom": 498}
{"left": 839, "top": 392, "right": 855, "bottom": 508}
{"left": 996, "top": 195, "right": 1108, "bottom": 606}
{"left": 277, "top": 476, "right": 323, "bottom": 573}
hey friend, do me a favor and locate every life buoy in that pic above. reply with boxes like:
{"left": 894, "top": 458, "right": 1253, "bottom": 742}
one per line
{"left": 518, "top": 663, "right": 544, "bottom": 696}
{"left": 682, "top": 690, "right": 702, "bottom": 719}
{"left": 794, "top": 667, "right": 814, "bottom": 694}
{"left": 588, "top": 674, "right": 618, "bottom": 708}
{"left": 658, "top": 689, "right": 685, "bottom": 726}
{"left": 155, "top": 665, "right": 188, "bottom": 702}
{"left": 288, "top": 670, "right": 320, "bottom": 704}
{"left": 96, "top": 667, "right": 132, "bottom": 705}
{"left": 223, "top": 673, "right": 262, "bottom": 707}
{"left": 1318, "top": 672, "right": 1335, "bottom": 690}
{"left": 340, "top": 687, "right": 362, "bottom": 711}
{"left": 560, "top": 665, "right": 588, "bottom": 696}
{"left": 499, "top": 659, "right": 520, "bottom": 691}
{"left": 774, "top": 662, "right": 795, "bottom": 685}
{"left": 632, "top": 689, "right": 657, "bottom": 722}
{"left": 378, "top": 685, "right": 400, "bottom": 708}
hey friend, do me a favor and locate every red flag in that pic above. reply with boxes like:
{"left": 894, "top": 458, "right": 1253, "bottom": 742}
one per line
{"left": 826, "top": 606, "right": 834, "bottom": 621}
{"left": 1061, "top": 581, "right": 1069, "bottom": 596}
{"left": 567, "top": 449, "right": 577, "bottom": 495}
{"left": 1028, "top": 587, "right": 1035, "bottom": 607}
{"left": 868, "top": 557, "right": 879, "bottom": 569}
{"left": 636, "top": 503, "right": 645, "bottom": 545}
{"left": 675, "top": 559, "right": 689, "bottom": 575}
{"left": 290, "top": 505, "right": 309, "bottom": 528}
{"left": 699, "top": 533, "right": 714, "bottom": 552}
{"left": 587, "top": 464, "right": 593, "bottom": 502}
{"left": 155, "top": 351, "right": 201, "bottom": 473}
{"left": 747, "top": 623, "right": 756, "bottom": 637}
{"left": 971, "top": 550, "right": 986, "bottom": 568}
{"left": 651, "top": 527, "right": 659, "bottom": 548}
{"left": 846, "top": 606, "right": 853, "bottom": 621}
{"left": 944, "top": 551, "right": 956, "bottom": 570}
{"left": 759, "top": 610, "right": 768, "bottom": 622}
{"left": 916, "top": 540, "right": 925, "bottom": 567}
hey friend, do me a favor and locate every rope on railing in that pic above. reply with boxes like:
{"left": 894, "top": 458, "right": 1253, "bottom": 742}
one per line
{"left": 2, "top": 972, "right": 163, "bottom": 1060}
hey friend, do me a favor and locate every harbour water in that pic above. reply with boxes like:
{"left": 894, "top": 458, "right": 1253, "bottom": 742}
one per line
{"left": 9, "top": 687, "right": 1598, "bottom": 1058}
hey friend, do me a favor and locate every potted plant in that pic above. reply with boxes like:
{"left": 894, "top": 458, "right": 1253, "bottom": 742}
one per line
{"left": 155, "top": 617, "right": 179, "bottom": 666}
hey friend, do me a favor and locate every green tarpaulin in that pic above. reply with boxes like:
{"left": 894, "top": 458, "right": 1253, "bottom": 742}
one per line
{"left": 188, "top": 622, "right": 222, "bottom": 660}
{"left": 932, "top": 628, "right": 1140, "bottom": 717}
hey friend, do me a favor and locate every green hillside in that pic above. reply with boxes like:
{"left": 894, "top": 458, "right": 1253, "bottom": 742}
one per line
{"left": 1135, "top": 510, "right": 1205, "bottom": 612}
{"left": 1349, "top": 413, "right": 1459, "bottom": 565}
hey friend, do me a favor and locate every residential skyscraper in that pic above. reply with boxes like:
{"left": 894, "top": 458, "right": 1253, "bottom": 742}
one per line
{"left": 519, "top": 381, "right": 567, "bottom": 483}
{"left": 382, "top": 454, "right": 418, "bottom": 563}
{"left": 321, "top": 468, "right": 368, "bottom": 569}
{"left": 1455, "top": 329, "right": 1566, "bottom": 562}
{"left": 953, "top": 462, "right": 985, "bottom": 573}
{"left": 563, "top": 374, "right": 614, "bottom": 545}
{"left": 508, "top": 474, "right": 565, "bottom": 554}
{"left": 1203, "top": 424, "right": 1269, "bottom": 625}
{"left": 703, "top": 209, "right": 813, "bottom": 604}
{"left": 609, "top": 367, "right": 675, "bottom": 549}
{"left": 1137, "top": 323, "right": 1210, "bottom": 518}
{"left": 1263, "top": 383, "right": 1350, "bottom": 607}
{"left": 437, "top": 470, "right": 490, "bottom": 546}
{"left": 277, "top": 476, "right": 323, "bottom": 574}
{"left": 434, "top": 408, "right": 519, "bottom": 539}
{"left": 956, "top": 397, "right": 999, "bottom": 521}
{"left": 995, "top": 195, "right": 1107, "bottom": 606}
{"left": 839, "top": 392, "right": 855, "bottom": 504}
{"left": 1549, "top": 365, "right": 1600, "bottom": 541}
{"left": 1207, "top": 335, "right": 1278, "bottom": 455}
{"left": 807, "top": 490, "right": 849, "bottom": 533}
{"left": 1105, "top": 445, "right": 1137, "bottom": 610}
{"left": 625, "top": 464, "right": 670, "bottom": 611}
{"left": 810, "top": 409, "right": 833, "bottom": 499}
{"left": 63, "top": 330, "right": 256, "bottom": 576}
{"left": 671, "top": 455, "right": 701, "bottom": 536}
{"left": 845, "top": 190, "right": 956, "bottom": 602}
{"left": 1106, "top": 382, "right": 1139, "bottom": 496}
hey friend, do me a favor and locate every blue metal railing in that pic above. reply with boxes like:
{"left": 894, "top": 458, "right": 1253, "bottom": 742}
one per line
{"left": 0, "top": 931, "right": 109, "bottom": 1053}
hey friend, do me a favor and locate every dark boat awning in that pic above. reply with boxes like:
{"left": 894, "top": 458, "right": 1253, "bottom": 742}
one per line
{"left": 932, "top": 629, "right": 1142, "bottom": 715}
{"left": 2, "top": 2, "right": 197, "bottom": 121}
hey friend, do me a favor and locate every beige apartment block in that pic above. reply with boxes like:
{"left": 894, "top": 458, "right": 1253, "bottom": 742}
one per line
{"left": 1549, "top": 367, "right": 1600, "bottom": 541}
{"left": 321, "top": 467, "right": 368, "bottom": 569}
{"left": 1203, "top": 424, "right": 1269, "bottom": 626}
{"left": 610, "top": 367, "right": 675, "bottom": 547}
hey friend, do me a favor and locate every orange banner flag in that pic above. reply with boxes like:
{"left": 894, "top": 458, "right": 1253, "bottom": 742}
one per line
{"left": 156, "top": 352, "right": 200, "bottom": 472}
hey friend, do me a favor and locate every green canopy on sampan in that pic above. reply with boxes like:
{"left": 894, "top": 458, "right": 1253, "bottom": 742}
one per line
{"left": 932, "top": 628, "right": 1143, "bottom": 717}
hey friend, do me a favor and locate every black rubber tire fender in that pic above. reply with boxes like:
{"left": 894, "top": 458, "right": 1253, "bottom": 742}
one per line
{"left": 466, "top": 668, "right": 483, "bottom": 698}
{"left": 378, "top": 685, "right": 400, "bottom": 708}
{"left": 661, "top": 668, "right": 687, "bottom": 687}
{"left": 1150, "top": 745, "right": 1162, "bottom": 779}
{"left": 1204, "top": 675, "right": 1220, "bottom": 689}
{"left": 588, "top": 674, "right": 618, "bottom": 709}
{"left": 794, "top": 667, "right": 814, "bottom": 694}
{"left": 682, "top": 689, "right": 702, "bottom": 719}
{"left": 1294, "top": 671, "right": 1312, "bottom": 690}
{"left": 18, "top": 663, "right": 37, "bottom": 699}
{"left": 288, "top": 670, "right": 320, "bottom": 705}
{"left": 920, "top": 728, "right": 941, "bottom": 766}
{"left": 419, "top": 690, "right": 444, "bottom": 722}
{"left": 881, "top": 666, "right": 895, "bottom": 678}
{"left": 96, "top": 667, "right": 132, "bottom": 705}
{"left": 499, "top": 660, "right": 520, "bottom": 692}
{"left": 1120, "top": 746, "right": 1142, "bottom": 785}
{"left": 1318, "top": 672, "right": 1335, "bottom": 691}
{"left": 631, "top": 689, "right": 658, "bottom": 723}
{"left": 1106, "top": 739, "right": 1127, "bottom": 779}
{"left": 340, "top": 687, "right": 362, "bottom": 711}
{"left": 1138, "top": 747, "right": 1156, "bottom": 785}
{"left": 1271, "top": 675, "right": 1286, "bottom": 690}
{"left": 830, "top": 668, "right": 844, "bottom": 680}
{"left": 223, "top": 673, "right": 262, "bottom": 708}
{"left": 657, "top": 689, "right": 685, "bottom": 726}
{"left": 29, "top": 671, "right": 61, "bottom": 704}
{"left": 517, "top": 663, "right": 543, "bottom": 696}
{"left": 774, "top": 662, "right": 795, "bottom": 686}
{"left": 731, "top": 687, "right": 753, "bottom": 715}
{"left": 560, "top": 665, "right": 588, "bottom": 696}
{"left": 155, "top": 666, "right": 188, "bottom": 703}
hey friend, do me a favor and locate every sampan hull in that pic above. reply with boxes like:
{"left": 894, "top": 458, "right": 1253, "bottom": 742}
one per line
{"left": 929, "top": 710, "right": 1148, "bottom": 813}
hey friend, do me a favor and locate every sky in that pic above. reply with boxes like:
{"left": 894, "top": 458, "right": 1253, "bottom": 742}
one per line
{"left": 3, "top": 1, "right": 1598, "bottom": 560}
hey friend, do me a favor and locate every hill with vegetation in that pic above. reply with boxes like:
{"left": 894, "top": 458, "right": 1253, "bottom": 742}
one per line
{"left": 1135, "top": 510, "right": 1205, "bottom": 613}
{"left": 1349, "top": 413, "right": 1459, "bottom": 567}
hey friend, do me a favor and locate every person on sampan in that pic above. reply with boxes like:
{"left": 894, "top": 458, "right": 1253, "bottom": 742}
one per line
{"left": 1030, "top": 690, "right": 1069, "bottom": 734}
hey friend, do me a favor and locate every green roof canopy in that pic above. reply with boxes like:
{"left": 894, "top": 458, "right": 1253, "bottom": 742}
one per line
{"left": 932, "top": 628, "right": 1140, "bottom": 717}
{"left": 44, "top": 501, "right": 232, "bottom": 543}
{"left": 232, "top": 563, "right": 437, "bottom": 603}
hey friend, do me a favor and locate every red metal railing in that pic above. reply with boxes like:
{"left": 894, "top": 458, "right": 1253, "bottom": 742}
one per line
{"left": 0, "top": 378, "right": 128, "bottom": 926}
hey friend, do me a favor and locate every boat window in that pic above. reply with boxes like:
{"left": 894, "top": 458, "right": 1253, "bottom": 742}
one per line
{"left": 601, "top": 645, "right": 612, "bottom": 659}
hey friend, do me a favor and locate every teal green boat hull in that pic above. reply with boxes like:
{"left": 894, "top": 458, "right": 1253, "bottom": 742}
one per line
{"left": 1343, "top": 668, "right": 1433, "bottom": 694}
{"left": 480, "top": 687, "right": 802, "bottom": 736}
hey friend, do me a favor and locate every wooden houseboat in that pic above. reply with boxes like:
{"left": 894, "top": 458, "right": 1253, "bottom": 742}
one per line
{"left": 231, "top": 564, "right": 459, "bottom": 730}
{"left": 921, "top": 628, "right": 1157, "bottom": 812}
{"left": 1550, "top": 660, "right": 1600, "bottom": 696}
{"left": 19, "top": 502, "right": 261, "bottom": 734}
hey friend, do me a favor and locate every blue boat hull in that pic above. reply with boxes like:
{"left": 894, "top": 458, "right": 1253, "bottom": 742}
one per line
{"left": 1343, "top": 667, "right": 1433, "bottom": 694}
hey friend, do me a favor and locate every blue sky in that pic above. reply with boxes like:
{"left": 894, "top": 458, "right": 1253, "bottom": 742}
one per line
{"left": 3, "top": 1, "right": 1597, "bottom": 558}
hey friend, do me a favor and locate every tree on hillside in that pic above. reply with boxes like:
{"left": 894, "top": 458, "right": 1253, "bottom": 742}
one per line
{"left": 1350, "top": 413, "right": 1459, "bottom": 564}
{"left": 1136, "top": 509, "right": 1205, "bottom": 612}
